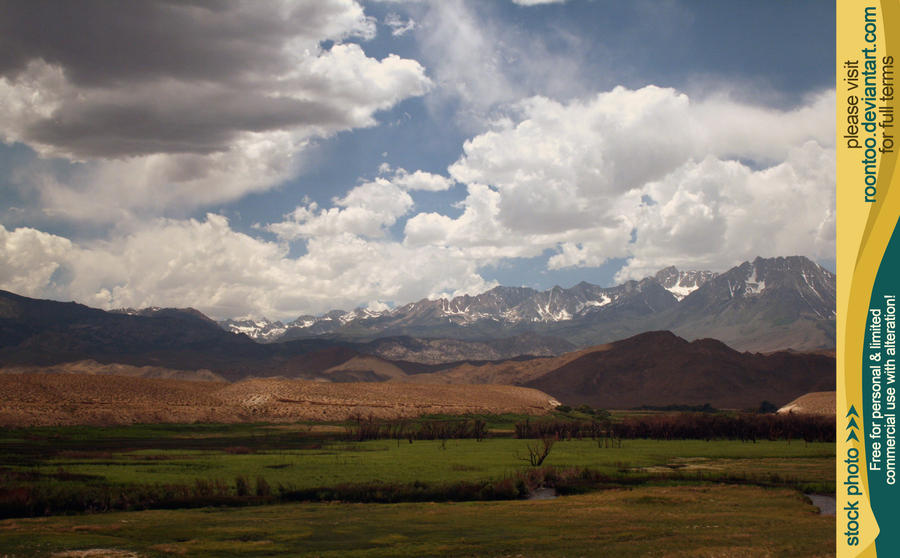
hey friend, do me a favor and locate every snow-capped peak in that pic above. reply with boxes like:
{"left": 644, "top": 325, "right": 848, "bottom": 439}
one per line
{"left": 219, "top": 317, "right": 286, "bottom": 342}
{"left": 654, "top": 266, "right": 717, "bottom": 301}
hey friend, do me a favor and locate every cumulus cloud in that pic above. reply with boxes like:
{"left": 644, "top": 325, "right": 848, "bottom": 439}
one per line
{"left": 0, "top": 216, "right": 493, "bottom": 320}
{"left": 405, "top": 184, "right": 502, "bottom": 246}
{"left": 267, "top": 179, "right": 414, "bottom": 241}
{"left": 0, "top": 0, "right": 837, "bottom": 323}
{"left": 378, "top": 164, "right": 455, "bottom": 191}
{"left": 2, "top": 84, "right": 835, "bottom": 318}
{"left": 430, "top": 86, "right": 834, "bottom": 274}
{"left": 0, "top": 225, "right": 73, "bottom": 299}
{"left": 0, "top": 1, "right": 432, "bottom": 221}
{"left": 265, "top": 164, "right": 454, "bottom": 242}
{"left": 616, "top": 141, "right": 835, "bottom": 279}
{"left": 1, "top": 82, "right": 835, "bottom": 318}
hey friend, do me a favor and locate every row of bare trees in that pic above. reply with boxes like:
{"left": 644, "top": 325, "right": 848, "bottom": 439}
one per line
{"left": 347, "top": 411, "right": 834, "bottom": 444}
{"left": 513, "top": 412, "right": 834, "bottom": 442}
{"left": 608, "top": 412, "right": 834, "bottom": 442}
{"left": 345, "top": 415, "right": 488, "bottom": 442}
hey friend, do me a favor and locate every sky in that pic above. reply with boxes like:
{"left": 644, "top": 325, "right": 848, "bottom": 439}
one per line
{"left": 0, "top": 0, "right": 835, "bottom": 321}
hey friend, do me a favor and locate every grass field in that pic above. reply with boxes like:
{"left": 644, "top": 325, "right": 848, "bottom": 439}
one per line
{"left": 0, "top": 419, "right": 836, "bottom": 556}
{"left": 0, "top": 485, "right": 833, "bottom": 557}
{"left": 1, "top": 421, "right": 834, "bottom": 495}
{"left": 12, "top": 439, "right": 834, "bottom": 489}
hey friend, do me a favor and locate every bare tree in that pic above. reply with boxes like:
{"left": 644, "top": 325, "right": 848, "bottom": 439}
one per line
{"left": 523, "top": 436, "right": 555, "bottom": 466}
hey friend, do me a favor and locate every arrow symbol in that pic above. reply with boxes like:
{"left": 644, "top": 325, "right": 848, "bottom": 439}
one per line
{"left": 847, "top": 405, "right": 859, "bottom": 418}
{"left": 847, "top": 430, "right": 860, "bottom": 442}
{"left": 847, "top": 416, "right": 859, "bottom": 430}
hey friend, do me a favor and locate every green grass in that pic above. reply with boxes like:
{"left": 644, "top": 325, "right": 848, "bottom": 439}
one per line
{"left": 0, "top": 484, "right": 834, "bottom": 557}
{"left": 6, "top": 437, "right": 834, "bottom": 493}
{"left": 0, "top": 421, "right": 837, "bottom": 556}
{"left": 1, "top": 422, "right": 835, "bottom": 513}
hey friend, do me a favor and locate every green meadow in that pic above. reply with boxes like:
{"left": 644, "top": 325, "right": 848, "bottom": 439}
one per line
{"left": 0, "top": 485, "right": 833, "bottom": 557}
{"left": 0, "top": 418, "right": 835, "bottom": 556}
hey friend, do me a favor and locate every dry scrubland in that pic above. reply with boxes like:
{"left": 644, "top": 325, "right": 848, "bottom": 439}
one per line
{"left": 0, "top": 373, "right": 558, "bottom": 427}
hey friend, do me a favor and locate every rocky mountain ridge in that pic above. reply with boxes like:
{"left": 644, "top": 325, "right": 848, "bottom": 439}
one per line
{"left": 225, "top": 266, "right": 716, "bottom": 341}
{"left": 220, "top": 256, "right": 834, "bottom": 352}
{"left": 0, "top": 256, "right": 835, "bottom": 374}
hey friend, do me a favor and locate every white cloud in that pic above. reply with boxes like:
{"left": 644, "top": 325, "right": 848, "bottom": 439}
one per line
{"left": 0, "top": 0, "right": 838, "bottom": 323}
{"left": 378, "top": 164, "right": 455, "bottom": 191}
{"left": 394, "top": 169, "right": 454, "bottom": 191}
{"left": 0, "top": 216, "right": 494, "bottom": 320}
{"left": 404, "top": 183, "right": 546, "bottom": 260}
{"left": 33, "top": 131, "right": 303, "bottom": 222}
{"left": 0, "top": 2, "right": 432, "bottom": 222}
{"left": 268, "top": 179, "right": 414, "bottom": 241}
{"left": 266, "top": 164, "right": 455, "bottom": 242}
{"left": 431, "top": 86, "right": 835, "bottom": 275}
{"left": 616, "top": 141, "right": 836, "bottom": 279}
{"left": 0, "top": 225, "right": 73, "bottom": 298}
{"left": 0, "top": 85, "right": 836, "bottom": 319}
{"left": 385, "top": 13, "right": 416, "bottom": 36}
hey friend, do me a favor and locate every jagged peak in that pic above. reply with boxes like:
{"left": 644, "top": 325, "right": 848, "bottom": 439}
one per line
{"left": 217, "top": 255, "right": 833, "bottom": 343}
{"left": 654, "top": 265, "right": 679, "bottom": 276}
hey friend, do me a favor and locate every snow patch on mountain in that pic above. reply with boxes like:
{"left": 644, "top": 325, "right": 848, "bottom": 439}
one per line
{"left": 743, "top": 265, "right": 766, "bottom": 296}
{"left": 577, "top": 295, "right": 613, "bottom": 312}
{"left": 219, "top": 318, "right": 287, "bottom": 342}
{"left": 214, "top": 257, "right": 833, "bottom": 344}
{"left": 654, "top": 266, "right": 717, "bottom": 300}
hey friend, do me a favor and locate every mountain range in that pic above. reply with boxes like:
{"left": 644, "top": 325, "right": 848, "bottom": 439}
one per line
{"left": 0, "top": 288, "right": 571, "bottom": 378}
{"left": 0, "top": 255, "right": 837, "bottom": 409}
{"left": 220, "top": 256, "right": 835, "bottom": 353}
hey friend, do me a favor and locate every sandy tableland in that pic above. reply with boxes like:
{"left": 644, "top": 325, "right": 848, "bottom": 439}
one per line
{"left": 777, "top": 391, "right": 835, "bottom": 416}
{"left": 0, "top": 373, "right": 559, "bottom": 427}
{"left": 0, "top": 360, "right": 227, "bottom": 382}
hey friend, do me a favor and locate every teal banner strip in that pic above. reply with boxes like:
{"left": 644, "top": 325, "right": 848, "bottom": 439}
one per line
{"left": 864, "top": 215, "right": 900, "bottom": 555}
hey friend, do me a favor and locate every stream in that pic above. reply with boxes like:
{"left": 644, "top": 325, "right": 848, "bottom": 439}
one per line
{"left": 527, "top": 487, "right": 558, "bottom": 500}
{"left": 806, "top": 494, "right": 835, "bottom": 516}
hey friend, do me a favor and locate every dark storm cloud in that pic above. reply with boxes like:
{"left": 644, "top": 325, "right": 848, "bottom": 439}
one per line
{"left": 26, "top": 93, "right": 351, "bottom": 158}
{"left": 0, "top": 0, "right": 358, "bottom": 86}
{"left": 0, "top": 0, "right": 383, "bottom": 158}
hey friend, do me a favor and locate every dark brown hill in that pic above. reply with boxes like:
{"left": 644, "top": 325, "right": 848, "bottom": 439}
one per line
{"left": 392, "top": 344, "right": 611, "bottom": 385}
{"left": 265, "top": 346, "right": 363, "bottom": 378}
{"left": 519, "top": 331, "right": 833, "bottom": 409}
